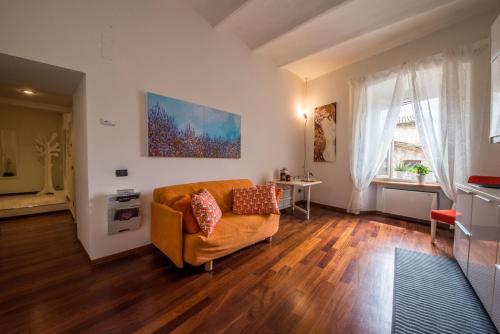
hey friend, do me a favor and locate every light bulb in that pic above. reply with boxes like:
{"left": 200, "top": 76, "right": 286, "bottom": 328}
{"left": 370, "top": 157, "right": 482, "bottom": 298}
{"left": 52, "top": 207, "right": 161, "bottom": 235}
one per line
{"left": 21, "top": 89, "right": 36, "bottom": 95}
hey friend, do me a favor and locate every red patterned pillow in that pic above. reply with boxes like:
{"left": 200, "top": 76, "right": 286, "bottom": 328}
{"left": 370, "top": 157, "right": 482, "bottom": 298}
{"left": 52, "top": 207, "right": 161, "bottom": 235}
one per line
{"left": 257, "top": 184, "right": 283, "bottom": 202}
{"left": 233, "top": 184, "right": 280, "bottom": 215}
{"left": 191, "top": 189, "right": 222, "bottom": 236}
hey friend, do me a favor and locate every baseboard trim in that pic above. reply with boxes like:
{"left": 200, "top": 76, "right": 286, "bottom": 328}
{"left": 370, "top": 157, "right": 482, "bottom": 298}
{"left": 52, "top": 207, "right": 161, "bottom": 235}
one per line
{"left": 309, "top": 201, "right": 346, "bottom": 213}
{"left": 0, "top": 209, "right": 70, "bottom": 222}
{"left": 308, "top": 202, "right": 440, "bottom": 226}
{"left": 90, "top": 244, "right": 155, "bottom": 265}
{"left": 309, "top": 201, "right": 376, "bottom": 215}
{"left": 77, "top": 239, "right": 92, "bottom": 263}
{"left": 373, "top": 211, "right": 439, "bottom": 226}
{"left": 0, "top": 191, "right": 38, "bottom": 197}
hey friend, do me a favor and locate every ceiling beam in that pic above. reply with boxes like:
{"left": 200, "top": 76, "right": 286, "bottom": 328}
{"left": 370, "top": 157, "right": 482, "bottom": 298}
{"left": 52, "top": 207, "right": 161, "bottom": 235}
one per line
{"left": 214, "top": 0, "right": 254, "bottom": 28}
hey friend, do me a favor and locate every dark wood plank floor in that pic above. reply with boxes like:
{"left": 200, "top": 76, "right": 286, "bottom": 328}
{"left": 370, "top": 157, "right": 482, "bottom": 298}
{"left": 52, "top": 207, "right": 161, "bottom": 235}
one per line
{"left": 0, "top": 208, "right": 453, "bottom": 333}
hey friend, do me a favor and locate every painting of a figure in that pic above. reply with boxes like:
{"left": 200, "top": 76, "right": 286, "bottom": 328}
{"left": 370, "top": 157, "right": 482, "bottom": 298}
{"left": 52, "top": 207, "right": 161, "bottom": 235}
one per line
{"left": 314, "top": 102, "right": 336, "bottom": 162}
{"left": 147, "top": 92, "right": 241, "bottom": 158}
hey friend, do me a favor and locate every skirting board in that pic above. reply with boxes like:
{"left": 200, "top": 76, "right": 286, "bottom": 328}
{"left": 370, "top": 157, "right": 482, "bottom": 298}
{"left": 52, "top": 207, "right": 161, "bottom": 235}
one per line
{"left": 308, "top": 201, "right": 376, "bottom": 215}
{"left": 0, "top": 208, "right": 69, "bottom": 221}
{"left": 375, "top": 211, "right": 430, "bottom": 225}
{"left": 0, "top": 191, "right": 38, "bottom": 197}
{"left": 90, "top": 244, "right": 155, "bottom": 265}
{"left": 308, "top": 201, "right": 448, "bottom": 228}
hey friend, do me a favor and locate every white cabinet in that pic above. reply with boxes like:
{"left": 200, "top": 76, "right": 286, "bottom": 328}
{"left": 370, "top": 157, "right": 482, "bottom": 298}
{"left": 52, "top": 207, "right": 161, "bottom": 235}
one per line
{"left": 492, "top": 14, "right": 500, "bottom": 62}
{"left": 492, "top": 56, "right": 500, "bottom": 143}
{"left": 454, "top": 183, "right": 500, "bottom": 326}
{"left": 454, "top": 221, "right": 471, "bottom": 275}
{"left": 492, "top": 265, "right": 500, "bottom": 329}
{"left": 491, "top": 204, "right": 500, "bottom": 330}
{"left": 454, "top": 188, "right": 474, "bottom": 274}
{"left": 491, "top": 14, "right": 500, "bottom": 143}
{"left": 468, "top": 195, "right": 500, "bottom": 314}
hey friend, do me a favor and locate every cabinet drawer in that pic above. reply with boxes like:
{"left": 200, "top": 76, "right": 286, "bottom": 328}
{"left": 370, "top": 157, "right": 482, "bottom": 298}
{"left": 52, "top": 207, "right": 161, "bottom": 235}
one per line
{"left": 493, "top": 203, "right": 500, "bottom": 330}
{"left": 468, "top": 196, "right": 500, "bottom": 314}
{"left": 492, "top": 265, "right": 500, "bottom": 330}
{"left": 456, "top": 188, "right": 474, "bottom": 231}
{"left": 454, "top": 221, "right": 471, "bottom": 276}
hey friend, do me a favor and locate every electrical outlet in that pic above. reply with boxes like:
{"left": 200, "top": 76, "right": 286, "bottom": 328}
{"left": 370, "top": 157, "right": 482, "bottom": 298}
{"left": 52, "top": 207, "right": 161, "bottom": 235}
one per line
{"left": 115, "top": 169, "right": 128, "bottom": 177}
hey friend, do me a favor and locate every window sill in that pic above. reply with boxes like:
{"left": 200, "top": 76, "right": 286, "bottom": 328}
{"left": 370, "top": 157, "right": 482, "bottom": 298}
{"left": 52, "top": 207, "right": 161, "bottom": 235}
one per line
{"left": 372, "top": 178, "right": 441, "bottom": 189}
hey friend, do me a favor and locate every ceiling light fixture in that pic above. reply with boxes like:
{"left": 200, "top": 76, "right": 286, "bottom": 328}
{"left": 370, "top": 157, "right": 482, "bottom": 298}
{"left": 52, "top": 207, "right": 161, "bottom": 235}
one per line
{"left": 21, "top": 89, "right": 36, "bottom": 95}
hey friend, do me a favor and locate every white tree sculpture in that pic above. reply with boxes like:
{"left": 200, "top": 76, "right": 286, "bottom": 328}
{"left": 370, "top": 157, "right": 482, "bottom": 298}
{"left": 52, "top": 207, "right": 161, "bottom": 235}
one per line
{"left": 35, "top": 133, "right": 60, "bottom": 195}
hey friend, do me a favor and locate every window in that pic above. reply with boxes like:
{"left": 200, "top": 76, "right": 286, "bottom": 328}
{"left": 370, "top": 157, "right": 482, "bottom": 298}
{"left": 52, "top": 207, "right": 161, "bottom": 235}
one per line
{"left": 376, "top": 99, "right": 436, "bottom": 183}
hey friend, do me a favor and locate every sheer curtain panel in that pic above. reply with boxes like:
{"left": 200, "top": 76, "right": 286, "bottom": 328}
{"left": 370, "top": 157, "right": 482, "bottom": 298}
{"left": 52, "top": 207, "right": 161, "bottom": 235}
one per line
{"left": 347, "top": 68, "right": 407, "bottom": 214}
{"left": 409, "top": 41, "right": 488, "bottom": 202}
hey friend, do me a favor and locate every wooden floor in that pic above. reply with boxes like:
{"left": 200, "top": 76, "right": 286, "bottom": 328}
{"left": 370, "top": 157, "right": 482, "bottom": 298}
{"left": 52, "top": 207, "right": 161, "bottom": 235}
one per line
{"left": 0, "top": 208, "right": 453, "bottom": 333}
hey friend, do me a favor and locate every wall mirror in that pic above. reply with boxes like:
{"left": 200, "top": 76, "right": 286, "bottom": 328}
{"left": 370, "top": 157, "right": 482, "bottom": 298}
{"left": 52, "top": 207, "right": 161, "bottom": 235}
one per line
{"left": 0, "top": 129, "right": 18, "bottom": 178}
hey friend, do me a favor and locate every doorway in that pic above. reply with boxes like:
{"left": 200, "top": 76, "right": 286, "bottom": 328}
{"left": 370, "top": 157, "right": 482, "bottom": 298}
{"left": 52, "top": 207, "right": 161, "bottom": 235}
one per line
{"left": 0, "top": 53, "right": 84, "bottom": 219}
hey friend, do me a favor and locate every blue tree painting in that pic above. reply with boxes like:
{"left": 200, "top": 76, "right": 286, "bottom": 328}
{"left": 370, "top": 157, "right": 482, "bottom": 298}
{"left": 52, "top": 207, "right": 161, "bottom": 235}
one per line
{"left": 147, "top": 92, "right": 241, "bottom": 158}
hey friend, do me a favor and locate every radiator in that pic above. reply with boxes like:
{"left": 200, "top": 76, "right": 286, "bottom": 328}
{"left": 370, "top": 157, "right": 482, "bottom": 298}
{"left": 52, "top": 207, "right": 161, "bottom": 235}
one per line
{"left": 381, "top": 188, "right": 437, "bottom": 221}
{"left": 276, "top": 185, "right": 292, "bottom": 210}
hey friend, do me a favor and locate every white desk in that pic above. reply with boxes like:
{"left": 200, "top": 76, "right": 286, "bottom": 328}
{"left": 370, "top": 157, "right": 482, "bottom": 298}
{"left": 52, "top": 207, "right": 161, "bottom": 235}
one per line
{"left": 271, "top": 180, "right": 322, "bottom": 220}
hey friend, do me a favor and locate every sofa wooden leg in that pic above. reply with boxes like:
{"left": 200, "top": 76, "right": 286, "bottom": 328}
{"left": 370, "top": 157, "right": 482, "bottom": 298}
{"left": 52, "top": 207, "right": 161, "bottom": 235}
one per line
{"left": 204, "top": 261, "right": 213, "bottom": 272}
{"left": 265, "top": 236, "right": 272, "bottom": 243}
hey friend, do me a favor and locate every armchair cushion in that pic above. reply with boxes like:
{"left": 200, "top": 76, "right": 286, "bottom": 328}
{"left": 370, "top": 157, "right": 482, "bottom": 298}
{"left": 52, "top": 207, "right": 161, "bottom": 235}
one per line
{"left": 171, "top": 194, "right": 200, "bottom": 234}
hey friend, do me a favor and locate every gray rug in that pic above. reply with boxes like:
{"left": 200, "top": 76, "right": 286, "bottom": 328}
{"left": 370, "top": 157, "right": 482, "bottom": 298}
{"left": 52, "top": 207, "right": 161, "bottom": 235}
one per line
{"left": 393, "top": 248, "right": 497, "bottom": 334}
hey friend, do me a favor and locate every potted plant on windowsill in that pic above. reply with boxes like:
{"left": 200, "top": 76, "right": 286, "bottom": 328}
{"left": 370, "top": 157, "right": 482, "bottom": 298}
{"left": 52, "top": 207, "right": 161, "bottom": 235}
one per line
{"left": 395, "top": 163, "right": 411, "bottom": 179}
{"left": 412, "top": 163, "right": 432, "bottom": 184}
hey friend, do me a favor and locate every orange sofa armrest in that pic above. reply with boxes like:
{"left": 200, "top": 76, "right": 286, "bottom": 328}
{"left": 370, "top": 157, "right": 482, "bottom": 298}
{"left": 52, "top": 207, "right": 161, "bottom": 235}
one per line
{"left": 151, "top": 201, "right": 184, "bottom": 268}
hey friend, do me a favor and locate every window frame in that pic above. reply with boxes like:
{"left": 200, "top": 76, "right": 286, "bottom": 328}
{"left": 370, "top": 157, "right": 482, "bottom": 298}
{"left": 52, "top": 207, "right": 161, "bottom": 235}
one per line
{"left": 375, "top": 98, "right": 438, "bottom": 184}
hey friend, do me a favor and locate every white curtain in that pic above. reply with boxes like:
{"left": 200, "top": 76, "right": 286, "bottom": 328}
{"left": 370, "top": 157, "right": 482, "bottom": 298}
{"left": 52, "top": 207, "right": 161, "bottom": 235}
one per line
{"left": 409, "top": 41, "right": 488, "bottom": 202}
{"left": 347, "top": 40, "right": 488, "bottom": 212}
{"left": 347, "top": 67, "right": 407, "bottom": 214}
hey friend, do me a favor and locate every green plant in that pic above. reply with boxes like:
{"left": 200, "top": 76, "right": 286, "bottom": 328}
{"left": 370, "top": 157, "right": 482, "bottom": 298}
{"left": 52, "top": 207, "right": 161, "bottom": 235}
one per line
{"left": 412, "top": 163, "right": 432, "bottom": 176}
{"left": 395, "top": 163, "right": 413, "bottom": 172}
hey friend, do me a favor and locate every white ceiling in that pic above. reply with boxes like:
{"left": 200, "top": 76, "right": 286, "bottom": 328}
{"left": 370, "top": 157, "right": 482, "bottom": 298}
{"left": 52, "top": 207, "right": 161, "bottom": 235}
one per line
{"left": 217, "top": 0, "right": 350, "bottom": 49}
{"left": 283, "top": 0, "right": 500, "bottom": 78}
{"left": 186, "top": 0, "right": 500, "bottom": 80}
{"left": 186, "top": 0, "right": 248, "bottom": 26}
{"left": 0, "top": 53, "right": 84, "bottom": 107}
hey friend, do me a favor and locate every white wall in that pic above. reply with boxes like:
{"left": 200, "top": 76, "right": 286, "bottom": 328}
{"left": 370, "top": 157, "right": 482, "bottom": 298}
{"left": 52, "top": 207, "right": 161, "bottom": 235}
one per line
{"left": 0, "top": 0, "right": 304, "bottom": 259}
{"left": 0, "top": 104, "right": 64, "bottom": 194}
{"left": 305, "top": 12, "right": 500, "bottom": 211}
{"left": 72, "top": 77, "right": 91, "bottom": 254}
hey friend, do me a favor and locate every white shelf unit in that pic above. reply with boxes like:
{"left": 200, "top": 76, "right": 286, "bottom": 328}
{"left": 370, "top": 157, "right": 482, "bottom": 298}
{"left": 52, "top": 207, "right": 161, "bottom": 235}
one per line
{"left": 107, "top": 191, "right": 141, "bottom": 235}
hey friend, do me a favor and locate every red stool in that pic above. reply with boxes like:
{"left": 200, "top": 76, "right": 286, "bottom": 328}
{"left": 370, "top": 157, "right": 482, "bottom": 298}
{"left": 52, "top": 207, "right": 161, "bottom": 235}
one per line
{"left": 430, "top": 209, "right": 456, "bottom": 243}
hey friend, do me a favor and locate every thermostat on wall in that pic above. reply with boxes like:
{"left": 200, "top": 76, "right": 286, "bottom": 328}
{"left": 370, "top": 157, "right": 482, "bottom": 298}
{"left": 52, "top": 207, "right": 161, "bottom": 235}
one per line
{"left": 100, "top": 118, "right": 116, "bottom": 126}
